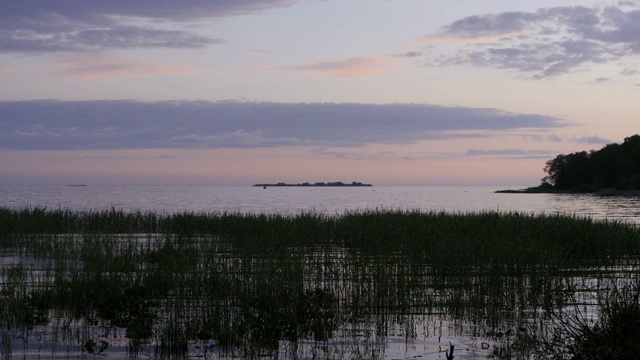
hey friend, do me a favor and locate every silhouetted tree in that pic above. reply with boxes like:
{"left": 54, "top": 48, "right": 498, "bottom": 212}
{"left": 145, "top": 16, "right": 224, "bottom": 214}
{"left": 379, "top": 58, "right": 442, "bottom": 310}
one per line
{"left": 618, "top": 134, "right": 640, "bottom": 189}
{"left": 541, "top": 134, "right": 640, "bottom": 191}
{"left": 542, "top": 151, "right": 592, "bottom": 190}
{"left": 590, "top": 143, "right": 622, "bottom": 188}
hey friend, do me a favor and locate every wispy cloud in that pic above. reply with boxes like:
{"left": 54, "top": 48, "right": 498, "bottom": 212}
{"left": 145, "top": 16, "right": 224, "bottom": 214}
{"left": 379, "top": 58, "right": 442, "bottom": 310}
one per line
{"left": 420, "top": 33, "right": 524, "bottom": 47}
{"left": 427, "top": 1, "right": 640, "bottom": 78}
{"left": 0, "top": 100, "right": 568, "bottom": 151}
{"left": 523, "top": 133, "right": 614, "bottom": 146}
{"left": 621, "top": 67, "right": 639, "bottom": 76}
{"left": 591, "top": 77, "right": 613, "bottom": 83}
{"left": 293, "top": 57, "right": 396, "bottom": 78}
{"left": 573, "top": 135, "right": 613, "bottom": 144}
{"left": 394, "top": 51, "right": 423, "bottom": 58}
{"left": 59, "top": 54, "right": 205, "bottom": 80}
{"left": 0, "top": 1, "right": 288, "bottom": 53}
{"left": 465, "top": 148, "right": 557, "bottom": 159}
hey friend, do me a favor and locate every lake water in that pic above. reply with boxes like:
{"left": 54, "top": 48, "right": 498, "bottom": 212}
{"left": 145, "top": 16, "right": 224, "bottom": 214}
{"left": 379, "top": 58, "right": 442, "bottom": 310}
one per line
{"left": 2, "top": 185, "right": 640, "bottom": 359}
{"left": 1, "top": 185, "right": 639, "bottom": 225}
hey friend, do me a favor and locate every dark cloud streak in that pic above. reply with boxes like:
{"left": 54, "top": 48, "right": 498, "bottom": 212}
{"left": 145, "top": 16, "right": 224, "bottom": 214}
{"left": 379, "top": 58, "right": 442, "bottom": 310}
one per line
{"left": 0, "top": 100, "right": 567, "bottom": 151}
{"left": 0, "top": 0, "right": 292, "bottom": 53}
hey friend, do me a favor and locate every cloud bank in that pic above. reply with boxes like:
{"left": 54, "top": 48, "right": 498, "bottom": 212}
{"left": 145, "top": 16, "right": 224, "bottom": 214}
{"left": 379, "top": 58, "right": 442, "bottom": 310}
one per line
{"left": 0, "top": 100, "right": 566, "bottom": 151}
{"left": 432, "top": 1, "right": 640, "bottom": 78}
{"left": 0, "top": 0, "right": 295, "bottom": 53}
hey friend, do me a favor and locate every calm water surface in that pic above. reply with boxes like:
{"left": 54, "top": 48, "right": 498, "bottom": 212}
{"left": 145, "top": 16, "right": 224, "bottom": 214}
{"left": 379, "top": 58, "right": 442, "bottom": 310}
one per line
{"left": 2, "top": 186, "right": 640, "bottom": 359}
{"left": 1, "top": 185, "right": 639, "bottom": 224}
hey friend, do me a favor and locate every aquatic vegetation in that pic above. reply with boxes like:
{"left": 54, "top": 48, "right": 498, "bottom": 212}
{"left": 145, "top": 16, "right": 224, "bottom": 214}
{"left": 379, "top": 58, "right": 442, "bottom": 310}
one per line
{"left": 525, "top": 279, "right": 640, "bottom": 359}
{"left": 1, "top": 207, "right": 639, "bottom": 358}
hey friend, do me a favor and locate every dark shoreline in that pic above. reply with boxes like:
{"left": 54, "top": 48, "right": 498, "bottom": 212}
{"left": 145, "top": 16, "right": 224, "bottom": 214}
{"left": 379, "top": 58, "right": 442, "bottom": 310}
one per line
{"left": 496, "top": 187, "right": 640, "bottom": 196}
{"left": 254, "top": 181, "right": 372, "bottom": 187}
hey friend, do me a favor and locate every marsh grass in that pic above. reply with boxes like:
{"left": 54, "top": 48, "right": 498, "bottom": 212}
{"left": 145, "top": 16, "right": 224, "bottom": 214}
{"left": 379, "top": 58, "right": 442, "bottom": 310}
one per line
{"left": 1, "top": 208, "right": 639, "bottom": 358}
{"left": 519, "top": 276, "right": 640, "bottom": 359}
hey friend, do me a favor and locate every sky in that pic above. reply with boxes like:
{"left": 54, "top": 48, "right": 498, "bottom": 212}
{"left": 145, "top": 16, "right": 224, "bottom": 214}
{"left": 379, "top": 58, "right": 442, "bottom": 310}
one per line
{"left": 1, "top": 0, "right": 639, "bottom": 186}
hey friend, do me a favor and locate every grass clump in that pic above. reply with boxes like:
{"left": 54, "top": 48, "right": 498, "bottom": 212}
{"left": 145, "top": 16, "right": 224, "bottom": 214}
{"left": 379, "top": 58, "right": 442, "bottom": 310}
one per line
{"left": 525, "top": 280, "right": 640, "bottom": 359}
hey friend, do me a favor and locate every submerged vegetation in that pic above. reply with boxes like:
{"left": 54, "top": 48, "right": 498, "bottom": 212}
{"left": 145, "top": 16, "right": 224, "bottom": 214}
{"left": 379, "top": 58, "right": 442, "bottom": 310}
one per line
{"left": 1, "top": 207, "right": 640, "bottom": 358}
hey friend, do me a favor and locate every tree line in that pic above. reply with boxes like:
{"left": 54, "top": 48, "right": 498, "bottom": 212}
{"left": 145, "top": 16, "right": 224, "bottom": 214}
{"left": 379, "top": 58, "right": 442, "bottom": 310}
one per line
{"left": 541, "top": 134, "right": 640, "bottom": 191}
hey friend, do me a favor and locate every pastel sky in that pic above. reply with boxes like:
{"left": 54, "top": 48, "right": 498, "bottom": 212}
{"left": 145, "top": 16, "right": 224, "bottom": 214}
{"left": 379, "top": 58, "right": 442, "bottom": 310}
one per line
{"left": 1, "top": 0, "right": 639, "bottom": 186}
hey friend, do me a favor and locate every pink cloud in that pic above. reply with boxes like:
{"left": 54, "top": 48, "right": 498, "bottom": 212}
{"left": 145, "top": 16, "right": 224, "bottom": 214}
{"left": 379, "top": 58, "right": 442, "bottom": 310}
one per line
{"left": 64, "top": 64, "right": 204, "bottom": 80}
{"left": 57, "top": 53, "right": 205, "bottom": 80}
{"left": 293, "top": 57, "right": 396, "bottom": 78}
{"left": 0, "top": 65, "right": 14, "bottom": 71}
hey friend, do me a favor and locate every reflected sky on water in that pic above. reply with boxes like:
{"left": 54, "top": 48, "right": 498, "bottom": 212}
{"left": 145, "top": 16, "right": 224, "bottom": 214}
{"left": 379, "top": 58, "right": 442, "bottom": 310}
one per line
{"left": 1, "top": 185, "right": 639, "bottom": 225}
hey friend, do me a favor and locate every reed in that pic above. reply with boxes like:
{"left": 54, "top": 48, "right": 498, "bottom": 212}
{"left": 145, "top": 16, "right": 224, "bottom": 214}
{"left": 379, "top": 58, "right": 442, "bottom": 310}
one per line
{"left": 1, "top": 207, "right": 639, "bottom": 359}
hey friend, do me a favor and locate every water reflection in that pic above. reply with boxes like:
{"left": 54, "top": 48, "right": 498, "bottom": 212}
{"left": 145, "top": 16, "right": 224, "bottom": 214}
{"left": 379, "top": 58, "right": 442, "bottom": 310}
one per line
{"left": 2, "top": 185, "right": 640, "bottom": 225}
{"left": 544, "top": 193, "right": 640, "bottom": 224}
{"left": 2, "top": 230, "right": 637, "bottom": 359}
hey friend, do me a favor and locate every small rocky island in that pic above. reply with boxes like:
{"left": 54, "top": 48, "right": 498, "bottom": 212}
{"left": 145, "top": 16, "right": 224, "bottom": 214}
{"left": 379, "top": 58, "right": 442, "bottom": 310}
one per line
{"left": 254, "top": 181, "right": 372, "bottom": 188}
